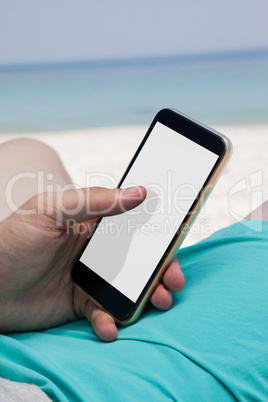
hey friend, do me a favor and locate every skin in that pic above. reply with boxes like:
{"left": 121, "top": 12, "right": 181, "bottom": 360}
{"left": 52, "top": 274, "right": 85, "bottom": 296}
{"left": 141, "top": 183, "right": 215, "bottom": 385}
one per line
{"left": 245, "top": 200, "right": 268, "bottom": 221}
{"left": 0, "top": 140, "right": 186, "bottom": 341}
{"left": 3, "top": 139, "right": 266, "bottom": 342}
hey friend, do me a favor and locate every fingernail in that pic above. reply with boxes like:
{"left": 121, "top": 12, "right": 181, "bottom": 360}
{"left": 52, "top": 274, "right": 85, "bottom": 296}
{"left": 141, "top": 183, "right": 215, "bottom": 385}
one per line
{"left": 122, "top": 186, "right": 143, "bottom": 197}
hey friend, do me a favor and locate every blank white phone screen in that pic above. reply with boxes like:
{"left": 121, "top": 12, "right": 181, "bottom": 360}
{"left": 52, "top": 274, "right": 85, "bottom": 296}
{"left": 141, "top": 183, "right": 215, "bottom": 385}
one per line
{"left": 80, "top": 122, "right": 218, "bottom": 302}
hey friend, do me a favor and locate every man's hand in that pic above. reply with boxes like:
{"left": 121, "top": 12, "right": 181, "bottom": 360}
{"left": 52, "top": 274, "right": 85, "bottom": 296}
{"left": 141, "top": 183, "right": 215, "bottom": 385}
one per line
{"left": 0, "top": 186, "right": 185, "bottom": 341}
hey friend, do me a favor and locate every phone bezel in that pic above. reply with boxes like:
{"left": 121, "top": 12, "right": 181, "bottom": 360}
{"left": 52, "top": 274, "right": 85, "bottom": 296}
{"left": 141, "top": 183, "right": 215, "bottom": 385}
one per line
{"left": 71, "top": 108, "right": 230, "bottom": 323}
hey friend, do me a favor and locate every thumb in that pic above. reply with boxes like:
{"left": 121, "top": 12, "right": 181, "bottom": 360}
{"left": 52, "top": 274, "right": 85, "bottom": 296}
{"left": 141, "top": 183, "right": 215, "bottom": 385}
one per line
{"left": 31, "top": 186, "right": 146, "bottom": 227}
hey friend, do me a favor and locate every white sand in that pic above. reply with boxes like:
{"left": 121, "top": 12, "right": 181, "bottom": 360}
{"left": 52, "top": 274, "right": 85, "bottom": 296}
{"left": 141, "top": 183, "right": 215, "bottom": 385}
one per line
{"left": 0, "top": 124, "right": 267, "bottom": 247}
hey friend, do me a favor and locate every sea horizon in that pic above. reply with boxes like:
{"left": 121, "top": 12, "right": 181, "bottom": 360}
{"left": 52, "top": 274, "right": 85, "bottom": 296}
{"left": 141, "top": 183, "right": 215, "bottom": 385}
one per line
{"left": 1, "top": 46, "right": 268, "bottom": 70}
{"left": 0, "top": 48, "right": 268, "bottom": 133}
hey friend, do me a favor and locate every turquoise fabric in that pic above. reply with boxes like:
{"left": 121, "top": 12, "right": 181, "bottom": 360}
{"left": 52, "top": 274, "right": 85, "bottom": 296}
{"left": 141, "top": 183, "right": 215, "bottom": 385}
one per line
{"left": 1, "top": 220, "right": 268, "bottom": 401}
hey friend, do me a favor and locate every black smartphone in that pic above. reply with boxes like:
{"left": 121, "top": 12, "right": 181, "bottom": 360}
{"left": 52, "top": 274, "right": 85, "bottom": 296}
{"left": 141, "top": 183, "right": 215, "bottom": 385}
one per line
{"left": 72, "top": 109, "right": 232, "bottom": 325}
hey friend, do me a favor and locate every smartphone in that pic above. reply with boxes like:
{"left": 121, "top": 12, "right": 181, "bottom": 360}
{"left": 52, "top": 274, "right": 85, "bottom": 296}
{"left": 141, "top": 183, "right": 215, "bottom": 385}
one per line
{"left": 72, "top": 108, "right": 232, "bottom": 325}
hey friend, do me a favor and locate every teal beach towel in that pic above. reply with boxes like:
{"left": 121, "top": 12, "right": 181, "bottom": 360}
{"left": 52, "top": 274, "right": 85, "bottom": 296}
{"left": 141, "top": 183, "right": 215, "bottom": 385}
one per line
{"left": 1, "top": 221, "right": 268, "bottom": 401}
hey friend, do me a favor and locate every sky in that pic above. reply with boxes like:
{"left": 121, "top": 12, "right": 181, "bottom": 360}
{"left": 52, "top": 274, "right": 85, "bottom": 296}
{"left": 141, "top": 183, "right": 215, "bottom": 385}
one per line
{"left": 0, "top": 0, "right": 268, "bottom": 65}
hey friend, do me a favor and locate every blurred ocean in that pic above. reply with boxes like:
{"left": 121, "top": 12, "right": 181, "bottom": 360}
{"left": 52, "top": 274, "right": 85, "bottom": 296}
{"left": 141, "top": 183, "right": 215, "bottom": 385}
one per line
{"left": 0, "top": 49, "right": 268, "bottom": 132}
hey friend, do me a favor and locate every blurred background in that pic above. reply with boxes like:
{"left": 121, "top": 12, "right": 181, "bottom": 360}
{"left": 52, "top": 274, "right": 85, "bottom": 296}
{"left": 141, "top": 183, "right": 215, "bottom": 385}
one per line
{"left": 0, "top": 0, "right": 268, "bottom": 132}
{"left": 0, "top": 0, "right": 268, "bottom": 244}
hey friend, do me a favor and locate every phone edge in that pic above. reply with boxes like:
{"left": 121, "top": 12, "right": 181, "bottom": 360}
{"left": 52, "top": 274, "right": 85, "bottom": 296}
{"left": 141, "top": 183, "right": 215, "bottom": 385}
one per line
{"left": 119, "top": 114, "right": 233, "bottom": 325}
